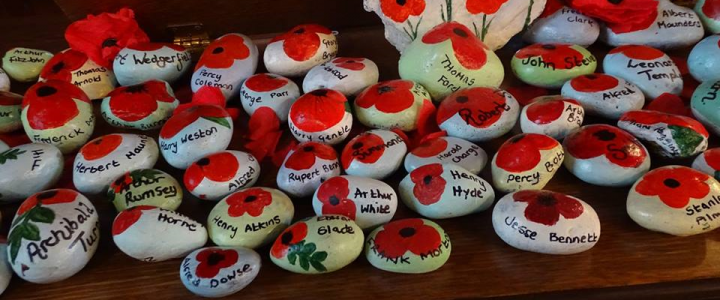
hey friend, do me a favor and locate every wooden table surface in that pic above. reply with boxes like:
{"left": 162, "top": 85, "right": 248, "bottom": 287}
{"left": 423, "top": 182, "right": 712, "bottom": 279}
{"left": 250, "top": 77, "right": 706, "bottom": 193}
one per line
{"left": 2, "top": 27, "right": 720, "bottom": 300}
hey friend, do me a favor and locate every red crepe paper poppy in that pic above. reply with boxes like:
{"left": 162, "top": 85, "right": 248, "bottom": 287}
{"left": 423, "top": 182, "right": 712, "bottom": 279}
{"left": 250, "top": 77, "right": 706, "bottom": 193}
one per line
{"left": 635, "top": 167, "right": 710, "bottom": 208}
{"left": 22, "top": 80, "right": 90, "bottom": 130}
{"left": 437, "top": 87, "right": 509, "bottom": 128}
{"left": 195, "top": 248, "right": 239, "bottom": 279}
{"left": 570, "top": 74, "right": 620, "bottom": 93}
{"left": 609, "top": 45, "right": 665, "bottom": 60}
{"left": 109, "top": 80, "right": 175, "bottom": 122}
{"left": 704, "top": 149, "right": 720, "bottom": 170}
{"left": 410, "top": 163, "right": 446, "bottom": 205}
{"left": 412, "top": 137, "right": 448, "bottom": 158}
{"left": 621, "top": 110, "right": 707, "bottom": 137}
{"left": 515, "top": 44, "right": 584, "bottom": 70}
{"left": 356, "top": 80, "right": 416, "bottom": 114}
{"left": 467, "top": 0, "right": 509, "bottom": 14}
{"left": 495, "top": 134, "right": 559, "bottom": 172}
{"left": 244, "top": 74, "right": 288, "bottom": 92}
{"left": 112, "top": 205, "right": 155, "bottom": 235}
{"left": 513, "top": 190, "right": 584, "bottom": 226}
{"left": 160, "top": 105, "right": 230, "bottom": 139}
{"left": 525, "top": 98, "right": 578, "bottom": 125}
{"left": 290, "top": 89, "right": 347, "bottom": 132}
{"left": 373, "top": 218, "right": 441, "bottom": 259}
{"left": 567, "top": 0, "right": 658, "bottom": 34}
{"left": 184, "top": 152, "right": 240, "bottom": 192}
{"left": 285, "top": 142, "right": 337, "bottom": 171}
{"left": 128, "top": 42, "right": 185, "bottom": 52}
{"left": 271, "top": 24, "right": 332, "bottom": 62}
{"left": 271, "top": 222, "right": 308, "bottom": 258}
{"left": 506, "top": 85, "right": 548, "bottom": 106}
{"left": 226, "top": 188, "right": 273, "bottom": 217}
{"left": 316, "top": 176, "right": 357, "bottom": 219}
{"left": 80, "top": 134, "right": 123, "bottom": 161}
{"left": 539, "top": 0, "right": 565, "bottom": 18}
{"left": 564, "top": 125, "right": 646, "bottom": 168}
{"left": 40, "top": 50, "right": 88, "bottom": 82}
{"left": 703, "top": 0, "right": 720, "bottom": 20}
{"left": 246, "top": 106, "right": 282, "bottom": 162}
{"left": 422, "top": 22, "right": 488, "bottom": 70}
{"left": 333, "top": 58, "right": 366, "bottom": 71}
{"left": 65, "top": 8, "right": 150, "bottom": 68}
{"left": 380, "top": 0, "right": 426, "bottom": 22}
{"left": 342, "top": 132, "right": 386, "bottom": 169}
{"left": 195, "top": 34, "right": 250, "bottom": 71}
{"left": 17, "top": 189, "right": 77, "bottom": 216}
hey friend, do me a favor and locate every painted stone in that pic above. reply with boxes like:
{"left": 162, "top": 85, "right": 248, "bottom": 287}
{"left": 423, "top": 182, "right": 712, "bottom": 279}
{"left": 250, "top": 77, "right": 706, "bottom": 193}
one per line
{"left": 692, "top": 148, "right": 720, "bottom": 180}
{"left": 404, "top": 136, "right": 487, "bottom": 174}
{"left": 107, "top": 169, "right": 182, "bottom": 212}
{"left": 270, "top": 215, "right": 363, "bottom": 274}
{"left": 365, "top": 218, "right": 450, "bottom": 273}
{"left": 264, "top": 24, "right": 337, "bottom": 77}
{"left": 341, "top": 129, "right": 407, "bottom": 179}
{"left": 100, "top": 80, "right": 179, "bottom": 130}
{"left": 0, "top": 68, "right": 9, "bottom": 92}
{"left": 0, "top": 242, "right": 10, "bottom": 294}
{"left": 185, "top": 151, "right": 260, "bottom": 201}
{"left": 399, "top": 163, "right": 494, "bottom": 219}
{"left": 696, "top": 0, "right": 720, "bottom": 33}
{"left": 399, "top": 22, "right": 504, "bottom": 101}
{"left": 303, "top": 57, "right": 379, "bottom": 96}
{"left": 618, "top": 110, "right": 709, "bottom": 158}
{"left": 603, "top": 45, "right": 682, "bottom": 99}
{"left": 437, "top": 87, "right": 520, "bottom": 142}
{"left": 312, "top": 175, "right": 397, "bottom": 229}
{"left": 0, "top": 143, "right": 63, "bottom": 202}
{"left": 277, "top": 141, "right": 340, "bottom": 198}
{"left": 491, "top": 133, "right": 564, "bottom": 193}
{"left": 113, "top": 206, "right": 206, "bottom": 262}
{"left": 563, "top": 124, "right": 650, "bottom": 187}
{"left": 354, "top": 79, "right": 432, "bottom": 131}
{"left": 0, "top": 91, "right": 23, "bottom": 133}
{"left": 239, "top": 73, "right": 300, "bottom": 122}
{"left": 191, "top": 33, "right": 259, "bottom": 100}
{"left": 74, "top": 134, "right": 159, "bottom": 194}
{"left": 561, "top": 73, "right": 645, "bottom": 119}
{"left": 691, "top": 79, "right": 720, "bottom": 135}
{"left": 288, "top": 89, "right": 352, "bottom": 145}
{"left": 602, "top": 0, "right": 703, "bottom": 50}
{"left": 159, "top": 105, "right": 233, "bottom": 169}
{"left": 511, "top": 44, "right": 596, "bottom": 89}
{"left": 689, "top": 35, "right": 720, "bottom": 83}
{"left": 1, "top": 47, "right": 53, "bottom": 82}
{"left": 492, "top": 190, "right": 600, "bottom": 254}
{"left": 627, "top": 165, "right": 720, "bottom": 236}
{"left": 520, "top": 96, "right": 584, "bottom": 140}
{"left": 523, "top": 0, "right": 599, "bottom": 46}
{"left": 0, "top": 140, "right": 7, "bottom": 152}
{"left": 21, "top": 80, "right": 95, "bottom": 154}
{"left": 8, "top": 189, "right": 99, "bottom": 283}
{"left": 180, "top": 247, "right": 261, "bottom": 298}
{"left": 113, "top": 43, "right": 192, "bottom": 86}
{"left": 208, "top": 188, "right": 294, "bottom": 249}
{"left": 39, "top": 49, "right": 116, "bottom": 100}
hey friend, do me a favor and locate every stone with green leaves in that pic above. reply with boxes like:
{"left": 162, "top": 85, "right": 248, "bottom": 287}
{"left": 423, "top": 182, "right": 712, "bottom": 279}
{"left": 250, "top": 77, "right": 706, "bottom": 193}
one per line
{"left": 107, "top": 168, "right": 183, "bottom": 212}
{"left": 0, "top": 143, "right": 63, "bottom": 203}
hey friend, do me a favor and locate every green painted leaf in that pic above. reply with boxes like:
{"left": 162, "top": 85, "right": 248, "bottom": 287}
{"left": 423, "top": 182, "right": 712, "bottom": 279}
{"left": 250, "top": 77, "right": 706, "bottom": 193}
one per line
{"left": 29, "top": 206, "right": 54, "bottom": 224}
{"left": 23, "top": 223, "right": 41, "bottom": 241}
{"left": 299, "top": 256, "right": 310, "bottom": 271}
{"left": 107, "top": 189, "right": 116, "bottom": 203}
{"left": 287, "top": 252, "right": 297, "bottom": 265}
{"left": 0, "top": 149, "right": 25, "bottom": 165}
{"left": 310, "top": 260, "right": 327, "bottom": 272}
{"left": 302, "top": 242, "right": 316, "bottom": 255}
{"left": 9, "top": 240, "right": 20, "bottom": 264}
{"left": 714, "top": 170, "right": 720, "bottom": 181}
{"left": 202, "top": 116, "right": 231, "bottom": 129}
{"left": 311, "top": 251, "right": 328, "bottom": 262}
{"left": 669, "top": 125, "right": 704, "bottom": 157}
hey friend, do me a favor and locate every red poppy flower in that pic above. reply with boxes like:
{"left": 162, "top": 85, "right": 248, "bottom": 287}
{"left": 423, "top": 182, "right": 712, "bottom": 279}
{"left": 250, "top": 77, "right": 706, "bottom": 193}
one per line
{"left": 495, "top": 134, "right": 560, "bottom": 172}
{"left": 195, "top": 248, "right": 239, "bottom": 278}
{"left": 160, "top": 105, "right": 230, "bottom": 139}
{"left": 412, "top": 137, "right": 448, "bottom": 158}
{"left": 380, "top": 0, "right": 426, "bottom": 23}
{"left": 704, "top": 149, "right": 720, "bottom": 170}
{"left": 316, "top": 176, "right": 357, "bottom": 219}
{"left": 22, "top": 80, "right": 90, "bottom": 130}
{"left": 567, "top": 0, "right": 658, "bottom": 34}
{"left": 513, "top": 190, "right": 584, "bottom": 226}
{"left": 620, "top": 110, "right": 708, "bottom": 138}
{"left": 271, "top": 222, "right": 309, "bottom": 258}
{"left": 289, "top": 89, "right": 347, "bottom": 132}
{"left": 410, "top": 164, "right": 446, "bottom": 205}
{"left": 184, "top": 152, "right": 240, "bottom": 191}
{"left": 195, "top": 34, "right": 250, "bottom": 71}
{"left": 17, "top": 189, "right": 77, "bottom": 216}
{"left": 635, "top": 167, "right": 710, "bottom": 208}
{"left": 226, "top": 188, "right": 273, "bottom": 217}
{"left": 332, "top": 57, "right": 365, "bottom": 71}
{"left": 270, "top": 24, "right": 332, "bottom": 62}
{"left": 569, "top": 74, "right": 620, "bottom": 93}
{"left": 127, "top": 42, "right": 185, "bottom": 52}
{"left": 539, "top": 0, "right": 564, "bottom": 18}
{"left": 373, "top": 218, "right": 441, "bottom": 259}
{"left": 608, "top": 45, "right": 665, "bottom": 60}
{"left": 80, "top": 134, "right": 123, "bottom": 161}
{"left": 355, "top": 80, "right": 416, "bottom": 114}
{"left": 564, "top": 125, "right": 646, "bottom": 168}
{"left": 40, "top": 49, "right": 88, "bottom": 82}
{"left": 108, "top": 80, "right": 175, "bottom": 122}
{"left": 467, "top": 0, "right": 508, "bottom": 14}
{"left": 110, "top": 173, "right": 133, "bottom": 193}
{"left": 422, "top": 22, "right": 488, "bottom": 70}
{"left": 112, "top": 205, "right": 155, "bottom": 236}
{"left": 515, "top": 44, "right": 585, "bottom": 70}
{"left": 342, "top": 132, "right": 386, "bottom": 169}
{"left": 65, "top": 8, "right": 150, "bottom": 68}
{"left": 437, "top": 87, "right": 508, "bottom": 128}
{"left": 525, "top": 98, "right": 579, "bottom": 125}
{"left": 703, "top": 0, "right": 720, "bottom": 20}
{"left": 285, "top": 141, "right": 337, "bottom": 171}
{"left": 244, "top": 73, "right": 289, "bottom": 92}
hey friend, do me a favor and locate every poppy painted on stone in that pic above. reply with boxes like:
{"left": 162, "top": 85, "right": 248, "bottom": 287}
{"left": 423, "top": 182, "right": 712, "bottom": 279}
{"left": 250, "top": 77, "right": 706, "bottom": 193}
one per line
{"left": 372, "top": 218, "right": 441, "bottom": 259}
{"left": 226, "top": 188, "right": 273, "bottom": 217}
{"left": 513, "top": 190, "right": 584, "bottom": 226}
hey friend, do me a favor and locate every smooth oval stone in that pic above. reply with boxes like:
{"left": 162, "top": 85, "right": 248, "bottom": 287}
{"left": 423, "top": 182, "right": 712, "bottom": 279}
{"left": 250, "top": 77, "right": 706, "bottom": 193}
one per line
{"left": 436, "top": 87, "right": 520, "bottom": 142}
{"left": 303, "top": 57, "right": 379, "bottom": 96}
{"left": 288, "top": 89, "right": 352, "bottom": 145}
{"left": 0, "top": 91, "right": 22, "bottom": 133}
{"left": 191, "top": 33, "right": 259, "bottom": 100}
{"left": 492, "top": 190, "right": 601, "bottom": 254}
{"left": 691, "top": 79, "right": 720, "bottom": 135}
{"left": 8, "top": 189, "right": 99, "bottom": 283}
{"left": 627, "top": 165, "right": 720, "bottom": 236}
{"left": 688, "top": 35, "right": 720, "bottom": 82}
{"left": 101, "top": 80, "right": 179, "bottom": 130}
{"left": 0, "top": 143, "right": 63, "bottom": 202}
{"left": 0, "top": 68, "right": 9, "bottom": 92}
{"left": 399, "top": 22, "right": 504, "bottom": 101}
{"left": 0, "top": 242, "right": 10, "bottom": 294}
{"left": 1, "top": 47, "right": 53, "bottom": 82}
{"left": 561, "top": 73, "right": 645, "bottom": 119}
{"left": 491, "top": 133, "right": 564, "bottom": 193}
{"left": 404, "top": 136, "right": 487, "bottom": 174}
{"left": 692, "top": 148, "right": 720, "bottom": 180}
{"left": 270, "top": 215, "right": 363, "bottom": 274}
{"left": 563, "top": 124, "right": 650, "bottom": 186}
{"left": 39, "top": 49, "right": 116, "bottom": 100}
{"left": 603, "top": 45, "right": 682, "bottom": 99}
{"left": 512, "top": 43, "right": 597, "bottom": 89}
{"left": 208, "top": 187, "right": 294, "bottom": 249}
{"left": 618, "top": 110, "right": 709, "bottom": 158}
{"left": 113, "top": 43, "right": 192, "bottom": 86}
{"left": 341, "top": 129, "right": 407, "bottom": 179}
{"left": 159, "top": 105, "right": 233, "bottom": 169}
{"left": 696, "top": 0, "right": 720, "bottom": 33}
{"left": 523, "top": 0, "right": 599, "bottom": 46}
{"left": 277, "top": 141, "right": 340, "bottom": 198}
{"left": 312, "top": 175, "right": 397, "bottom": 229}
{"left": 107, "top": 169, "right": 182, "bottom": 212}
{"left": 365, "top": 218, "right": 450, "bottom": 273}
{"left": 185, "top": 150, "right": 260, "bottom": 201}
{"left": 239, "top": 73, "right": 300, "bottom": 122}
{"left": 180, "top": 247, "right": 260, "bottom": 298}
{"left": 74, "top": 134, "right": 159, "bottom": 194}
{"left": 21, "top": 80, "right": 95, "bottom": 154}
{"left": 520, "top": 96, "right": 584, "bottom": 140}
{"left": 113, "top": 206, "right": 206, "bottom": 262}
{"left": 264, "top": 24, "right": 337, "bottom": 77}
{"left": 354, "top": 79, "right": 432, "bottom": 131}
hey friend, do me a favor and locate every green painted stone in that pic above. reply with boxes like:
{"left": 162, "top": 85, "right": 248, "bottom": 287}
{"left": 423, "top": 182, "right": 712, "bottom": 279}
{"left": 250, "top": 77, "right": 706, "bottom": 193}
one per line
{"left": 0, "top": 91, "right": 22, "bottom": 133}
{"left": 1, "top": 48, "right": 53, "bottom": 82}
{"left": 511, "top": 44, "right": 597, "bottom": 89}
{"left": 692, "top": 80, "right": 720, "bottom": 136}
{"left": 365, "top": 218, "right": 450, "bottom": 274}
{"left": 107, "top": 169, "right": 182, "bottom": 212}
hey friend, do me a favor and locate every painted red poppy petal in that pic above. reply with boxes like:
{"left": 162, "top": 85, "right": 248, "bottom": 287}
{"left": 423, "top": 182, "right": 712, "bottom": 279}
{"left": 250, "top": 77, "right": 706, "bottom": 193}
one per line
{"left": 285, "top": 150, "right": 317, "bottom": 171}
{"left": 524, "top": 202, "right": 561, "bottom": 226}
{"left": 555, "top": 194, "right": 584, "bottom": 219}
{"left": 109, "top": 91, "right": 158, "bottom": 122}
{"left": 570, "top": 74, "right": 619, "bottom": 93}
{"left": 412, "top": 138, "right": 448, "bottom": 158}
{"left": 525, "top": 100, "right": 565, "bottom": 125}
{"left": 284, "top": 30, "right": 321, "bottom": 62}
{"left": 80, "top": 134, "right": 123, "bottom": 161}
{"left": 609, "top": 45, "right": 665, "bottom": 60}
{"left": 317, "top": 176, "right": 350, "bottom": 203}
{"left": 244, "top": 74, "right": 288, "bottom": 92}
{"left": 406, "top": 223, "right": 442, "bottom": 256}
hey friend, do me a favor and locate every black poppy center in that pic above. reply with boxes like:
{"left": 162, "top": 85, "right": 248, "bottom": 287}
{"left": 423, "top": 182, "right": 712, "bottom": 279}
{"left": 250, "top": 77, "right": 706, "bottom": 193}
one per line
{"left": 244, "top": 195, "right": 258, "bottom": 203}
{"left": 453, "top": 28, "right": 468, "bottom": 38}
{"left": 585, "top": 74, "right": 597, "bottom": 80}
{"left": 378, "top": 85, "right": 394, "bottom": 94}
{"left": 542, "top": 44, "right": 556, "bottom": 50}
{"left": 36, "top": 86, "right": 57, "bottom": 97}
{"left": 396, "top": 0, "right": 407, "bottom": 5}
{"left": 212, "top": 47, "right": 224, "bottom": 54}
{"left": 346, "top": 60, "right": 356, "bottom": 64}
{"left": 102, "top": 38, "right": 118, "bottom": 48}
{"left": 281, "top": 232, "right": 294, "bottom": 245}
{"left": 607, "top": 0, "right": 623, "bottom": 4}
{"left": 37, "top": 190, "right": 58, "bottom": 200}
{"left": 456, "top": 96, "right": 469, "bottom": 103}
{"left": 399, "top": 227, "right": 416, "bottom": 238}
{"left": 51, "top": 62, "right": 65, "bottom": 74}
{"left": 329, "top": 195, "right": 340, "bottom": 206}
{"left": 294, "top": 28, "right": 306, "bottom": 34}
{"left": 125, "top": 84, "right": 146, "bottom": 94}
{"left": 311, "top": 89, "right": 328, "bottom": 97}
{"left": 664, "top": 178, "right": 681, "bottom": 188}
{"left": 423, "top": 175, "right": 433, "bottom": 185}
{"left": 593, "top": 129, "right": 616, "bottom": 141}
{"left": 537, "top": 194, "right": 557, "bottom": 206}
{"left": 509, "top": 135, "right": 525, "bottom": 144}
{"left": 206, "top": 252, "right": 225, "bottom": 266}
{"left": 352, "top": 142, "right": 364, "bottom": 150}
{"left": 197, "top": 158, "right": 210, "bottom": 166}
{"left": 303, "top": 146, "right": 314, "bottom": 152}
{"left": 94, "top": 138, "right": 103, "bottom": 145}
